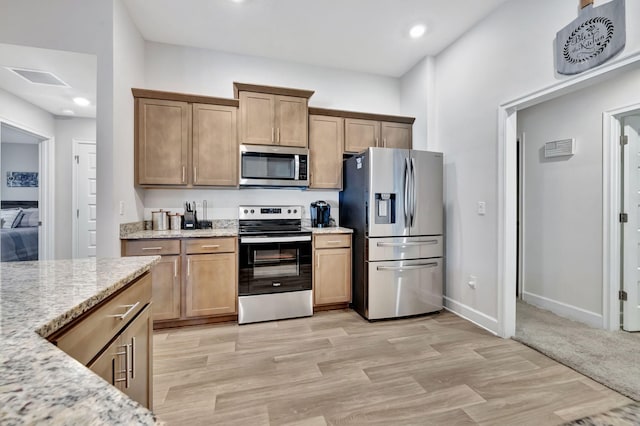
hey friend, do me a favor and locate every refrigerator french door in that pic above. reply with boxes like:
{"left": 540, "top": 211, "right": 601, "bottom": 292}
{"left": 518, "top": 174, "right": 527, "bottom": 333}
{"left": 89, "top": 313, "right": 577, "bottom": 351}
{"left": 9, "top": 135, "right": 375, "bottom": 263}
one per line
{"left": 340, "top": 147, "right": 444, "bottom": 320}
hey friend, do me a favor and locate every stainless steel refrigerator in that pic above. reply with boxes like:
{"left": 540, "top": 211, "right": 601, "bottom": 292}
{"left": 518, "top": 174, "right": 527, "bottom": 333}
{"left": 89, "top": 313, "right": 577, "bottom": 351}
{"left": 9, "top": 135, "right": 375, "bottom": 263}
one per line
{"left": 340, "top": 148, "right": 443, "bottom": 320}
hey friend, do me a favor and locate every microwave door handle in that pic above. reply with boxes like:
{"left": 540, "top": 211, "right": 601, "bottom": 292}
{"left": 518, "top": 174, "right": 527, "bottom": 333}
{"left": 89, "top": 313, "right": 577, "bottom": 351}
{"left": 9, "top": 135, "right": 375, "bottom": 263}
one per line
{"left": 294, "top": 154, "right": 300, "bottom": 181}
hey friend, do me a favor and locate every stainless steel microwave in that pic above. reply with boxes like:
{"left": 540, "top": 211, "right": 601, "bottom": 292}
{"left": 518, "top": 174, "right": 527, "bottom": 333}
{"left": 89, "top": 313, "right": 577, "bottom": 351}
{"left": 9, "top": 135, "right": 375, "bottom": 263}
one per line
{"left": 239, "top": 144, "right": 309, "bottom": 188}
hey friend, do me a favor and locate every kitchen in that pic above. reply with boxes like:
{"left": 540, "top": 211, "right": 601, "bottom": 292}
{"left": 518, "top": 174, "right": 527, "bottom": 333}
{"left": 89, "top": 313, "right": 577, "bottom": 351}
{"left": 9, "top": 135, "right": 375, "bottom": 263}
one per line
{"left": 2, "top": 0, "right": 640, "bottom": 424}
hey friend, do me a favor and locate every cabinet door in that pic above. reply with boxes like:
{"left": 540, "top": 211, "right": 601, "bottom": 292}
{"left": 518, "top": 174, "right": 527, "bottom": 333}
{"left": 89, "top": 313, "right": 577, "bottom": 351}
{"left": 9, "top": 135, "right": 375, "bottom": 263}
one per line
{"left": 275, "top": 95, "right": 308, "bottom": 147}
{"left": 137, "top": 98, "right": 190, "bottom": 185}
{"left": 185, "top": 253, "right": 237, "bottom": 317}
{"left": 121, "top": 304, "right": 153, "bottom": 409}
{"left": 239, "top": 92, "right": 275, "bottom": 145}
{"left": 381, "top": 122, "right": 412, "bottom": 149}
{"left": 314, "top": 247, "right": 352, "bottom": 306}
{"left": 309, "top": 115, "right": 344, "bottom": 189}
{"left": 344, "top": 118, "right": 380, "bottom": 153}
{"left": 88, "top": 334, "right": 123, "bottom": 392}
{"left": 193, "top": 103, "right": 238, "bottom": 186}
{"left": 151, "top": 255, "right": 181, "bottom": 321}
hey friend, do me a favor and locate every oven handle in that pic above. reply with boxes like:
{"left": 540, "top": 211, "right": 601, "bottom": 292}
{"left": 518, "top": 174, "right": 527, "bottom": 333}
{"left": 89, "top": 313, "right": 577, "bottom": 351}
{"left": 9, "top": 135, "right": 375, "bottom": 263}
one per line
{"left": 240, "top": 235, "right": 312, "bottom": 244}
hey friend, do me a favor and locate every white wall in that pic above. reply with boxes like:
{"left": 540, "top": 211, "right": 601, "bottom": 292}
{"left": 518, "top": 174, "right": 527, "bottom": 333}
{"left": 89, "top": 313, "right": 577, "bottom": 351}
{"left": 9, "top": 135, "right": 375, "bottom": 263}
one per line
{"left": 108, "top": 0, "right": 146, "bottom": 256}
{"left": 54, "top": 117, "right": 96, "bottom": 259}
{"left": 434, "top": 0, "right": 640, "bottom": 333}
{"left": 145, "top": 42, "right": 401, "bottom": 114}
{"left": 518, "top": 66, "right": 640, "bottom": 325}
{"left": 142, "top": 42, "right": 405, "bottom": 216}
{"left": 400, "top": 56, "right": 435, "bottom": 151}
{"left": 0, "top": 89, "right": 55, "bottom": 138}
{"left": 1, "top": 143, "right": 39, "bottom": 201}
{"left": 0, "top": 0, "right": 117, "bottom": 257}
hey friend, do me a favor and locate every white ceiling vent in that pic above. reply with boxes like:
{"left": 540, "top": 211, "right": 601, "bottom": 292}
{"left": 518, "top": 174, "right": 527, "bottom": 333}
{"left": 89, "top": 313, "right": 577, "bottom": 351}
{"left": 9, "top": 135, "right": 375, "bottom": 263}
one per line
{"left": 5, "top": 67, "right": 70, "bottom": 87}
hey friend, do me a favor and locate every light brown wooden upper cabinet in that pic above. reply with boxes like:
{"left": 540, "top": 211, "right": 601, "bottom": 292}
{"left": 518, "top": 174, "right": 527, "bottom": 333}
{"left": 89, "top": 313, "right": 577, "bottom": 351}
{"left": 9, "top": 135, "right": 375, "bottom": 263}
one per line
{"left": 136, "top": 98, "right": 190, "bottom": 185}
{"left": 309, "top": 115, "right": 344, "bottom": 189}
{"left": 193, "top": 103, "right": 238, "bottom": 186}
{"left": 133, "top": 89, "right": 239, "bottom": 188}
{"left": 381, "top": 122, "right": 412, "bottom": 149}
{"left": 235, "top": 82, "right": 314, "bottom": 148}
{"left": 344, "top": 119, "right": 413, "bottom": 153}
{"left": 344, "top": 118, "right": 380, "bottom": 153}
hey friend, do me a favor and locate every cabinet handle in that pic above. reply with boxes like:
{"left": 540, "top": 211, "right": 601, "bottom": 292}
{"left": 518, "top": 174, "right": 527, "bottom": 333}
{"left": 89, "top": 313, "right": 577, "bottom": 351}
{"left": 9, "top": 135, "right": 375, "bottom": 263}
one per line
{"left": 201, "top": 244, "right": 220, "bottom": 249}
{"left": 109, "top": 301, "right": 140, "bottom": 321}
{"left": 316, "top": 254, "right": 320, "bottom": 269}
{"left": 272, "top": 127, "right": 275, "bottom": 143}
{"left": 383, "top": 138, "right": 387, "bottom": 147}
{"left": 141, "top": 247, "right": 163, "bottom": 251}
{"left": 174, "top": 258, "right": 178, "bottom": 277}
{"left": 115, "top": 344, "right": 130, "bottom": 388}
{"left": 110, "top": 358, "right": 116, "bottom": 386}
{"left": 326, "top": 240, "right": 342, "bottom": 244}
{"left": 187, "top": 258, "right": 191, "bottom": 276}
{"left": 376, "top": 137, "right": 379, "bottom": 147}
{"left": 194, "top": 166, "right": 197, "bottom": 183}
{"left": 130, "top": 337, "right": 136, "bottom": 379}
{"left": 277, "top": 128, "right": 280, "bottom": 144}
{"left": 182, "top": 166, "right": 186, "bottom": 183}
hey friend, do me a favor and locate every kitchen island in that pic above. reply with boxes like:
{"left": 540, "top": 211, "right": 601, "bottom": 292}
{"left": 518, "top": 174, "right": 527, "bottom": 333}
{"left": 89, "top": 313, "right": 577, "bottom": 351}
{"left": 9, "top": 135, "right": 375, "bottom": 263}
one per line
{"left": 0, "top": 257, "right": 160, "bottom": 425}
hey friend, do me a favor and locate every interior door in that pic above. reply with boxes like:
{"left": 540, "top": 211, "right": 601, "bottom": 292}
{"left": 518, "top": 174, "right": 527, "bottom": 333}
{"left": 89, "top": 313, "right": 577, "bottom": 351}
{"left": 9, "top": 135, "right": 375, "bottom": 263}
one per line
{"left": 409, "top": 150, "right": 443, "bottom": 236}
{"left": 622, "top": 115, "right": 640, "bottom": 331}
{"left": 74, "top": 141, "right": 97, "bottom": 258}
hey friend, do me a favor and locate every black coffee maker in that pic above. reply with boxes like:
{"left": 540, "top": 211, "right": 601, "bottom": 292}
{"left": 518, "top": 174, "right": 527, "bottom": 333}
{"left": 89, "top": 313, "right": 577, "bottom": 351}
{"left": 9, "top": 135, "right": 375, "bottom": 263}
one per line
{"left": 310, "top": 200, "right": 331, "bottom": 228}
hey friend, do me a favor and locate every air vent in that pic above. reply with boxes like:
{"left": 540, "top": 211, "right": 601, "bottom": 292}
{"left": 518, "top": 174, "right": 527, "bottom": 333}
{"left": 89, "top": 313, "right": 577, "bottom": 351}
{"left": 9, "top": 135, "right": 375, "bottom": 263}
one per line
{"left": 6, "top": 67, "right": 69, "bottom": 87}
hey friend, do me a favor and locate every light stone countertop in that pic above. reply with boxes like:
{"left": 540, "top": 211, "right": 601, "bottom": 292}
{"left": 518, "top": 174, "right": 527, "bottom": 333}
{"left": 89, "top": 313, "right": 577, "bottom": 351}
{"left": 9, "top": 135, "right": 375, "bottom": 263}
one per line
{"left": 120, "top": 225, "right": 352, "bottom": 239}
{"left": 0, "top": 257, "right": 161, "bottom": 425}
{"left": 306, "top": 226, "right": 354, "bottom": 234}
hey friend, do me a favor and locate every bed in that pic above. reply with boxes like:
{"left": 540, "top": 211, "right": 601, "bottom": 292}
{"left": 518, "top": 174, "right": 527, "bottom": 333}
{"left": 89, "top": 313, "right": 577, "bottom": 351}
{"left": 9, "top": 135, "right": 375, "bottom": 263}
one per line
{"left": 1, "top": 201, "right": 39, "bottom": 262}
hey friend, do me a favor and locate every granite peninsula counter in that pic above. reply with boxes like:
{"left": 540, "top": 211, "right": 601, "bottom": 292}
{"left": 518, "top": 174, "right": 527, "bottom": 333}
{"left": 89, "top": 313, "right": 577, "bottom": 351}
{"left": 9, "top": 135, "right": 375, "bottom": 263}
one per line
{"left": 0, "top": 257, "right": 161, "bottom": 425}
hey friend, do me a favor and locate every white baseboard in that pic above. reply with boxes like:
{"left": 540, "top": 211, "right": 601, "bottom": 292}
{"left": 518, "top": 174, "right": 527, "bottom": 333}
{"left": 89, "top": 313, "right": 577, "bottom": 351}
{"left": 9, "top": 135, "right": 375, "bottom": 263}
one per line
{"left": 443, "top": 296, "right": 499, "bottom": 335}
{"left": 521, "top": 291, "right": 603, "bottom": 329}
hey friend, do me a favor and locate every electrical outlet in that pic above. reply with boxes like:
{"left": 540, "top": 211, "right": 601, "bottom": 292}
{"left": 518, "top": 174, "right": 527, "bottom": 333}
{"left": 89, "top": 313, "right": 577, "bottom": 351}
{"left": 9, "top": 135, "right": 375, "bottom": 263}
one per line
{"left": 119, "top": 201, "right": 124, "bottom": 216}
{"left": 468, "top": 275, "right": 477, "bottom": 289}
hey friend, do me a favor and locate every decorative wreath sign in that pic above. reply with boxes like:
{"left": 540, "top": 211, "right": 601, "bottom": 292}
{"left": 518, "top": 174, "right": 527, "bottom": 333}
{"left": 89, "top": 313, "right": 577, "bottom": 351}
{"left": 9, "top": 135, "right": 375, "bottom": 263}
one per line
{"left": 556, "top": 0, "right": 626, "bottom": 75}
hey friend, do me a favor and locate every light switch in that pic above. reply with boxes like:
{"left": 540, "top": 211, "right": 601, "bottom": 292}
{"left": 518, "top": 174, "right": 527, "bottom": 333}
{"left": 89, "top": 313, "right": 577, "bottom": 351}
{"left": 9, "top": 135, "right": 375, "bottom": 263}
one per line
{"left": 477, "top": 201, "right": 486, "bottom": 216}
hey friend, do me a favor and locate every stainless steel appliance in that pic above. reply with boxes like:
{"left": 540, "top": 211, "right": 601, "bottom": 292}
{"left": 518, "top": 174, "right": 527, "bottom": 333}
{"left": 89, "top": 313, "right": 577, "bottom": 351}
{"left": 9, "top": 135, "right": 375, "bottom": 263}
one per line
{"left": 310, "top": 200, "right": 331, "bottom": 228}
{"left": 238, "top": 205, "right": 312, "bottom": 324}
{"left": 340, "top": 148, "right": 444, "bottom": 320}
{"left": 239, "top": 145, "right": 309, "bottom": 188}
{"left": 151, "top": 209, "right": 169, "bottom": 230}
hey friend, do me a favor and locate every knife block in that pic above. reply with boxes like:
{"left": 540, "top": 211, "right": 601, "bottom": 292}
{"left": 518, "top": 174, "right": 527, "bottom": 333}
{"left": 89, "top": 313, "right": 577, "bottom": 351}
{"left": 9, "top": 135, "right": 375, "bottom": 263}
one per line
{"left": 183, "top": 211, "right": 197, "bottom": 229}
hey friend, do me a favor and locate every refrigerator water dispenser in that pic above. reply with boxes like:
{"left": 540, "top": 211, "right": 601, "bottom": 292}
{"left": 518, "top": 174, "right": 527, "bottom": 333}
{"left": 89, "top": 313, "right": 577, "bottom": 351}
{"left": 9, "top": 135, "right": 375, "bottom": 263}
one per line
{"left": 374, "top": 193, "right": 396, "bottom": 224}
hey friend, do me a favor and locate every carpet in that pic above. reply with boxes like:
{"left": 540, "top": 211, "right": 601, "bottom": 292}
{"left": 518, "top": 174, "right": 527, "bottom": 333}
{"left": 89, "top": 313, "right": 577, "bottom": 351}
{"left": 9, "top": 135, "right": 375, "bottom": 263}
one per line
{"left": 514, "top": 300, "right": 640, "bottom": 401}
{"left": 562, "top": 402, "right": 640, "bottom": 425}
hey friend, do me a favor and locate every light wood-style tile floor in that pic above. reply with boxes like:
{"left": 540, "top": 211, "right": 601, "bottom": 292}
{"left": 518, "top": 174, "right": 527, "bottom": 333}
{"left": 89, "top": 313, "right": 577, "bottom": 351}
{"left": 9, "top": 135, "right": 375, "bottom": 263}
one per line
{"left": 153, "top": 310, "right": 631, "bottom": 425}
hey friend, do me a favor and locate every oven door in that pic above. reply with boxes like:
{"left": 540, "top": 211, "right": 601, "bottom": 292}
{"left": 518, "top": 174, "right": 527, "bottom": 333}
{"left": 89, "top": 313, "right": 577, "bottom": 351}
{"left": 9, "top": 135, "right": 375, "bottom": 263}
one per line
{"left": 239, "top": 235, "right": 312, "bottom": 296}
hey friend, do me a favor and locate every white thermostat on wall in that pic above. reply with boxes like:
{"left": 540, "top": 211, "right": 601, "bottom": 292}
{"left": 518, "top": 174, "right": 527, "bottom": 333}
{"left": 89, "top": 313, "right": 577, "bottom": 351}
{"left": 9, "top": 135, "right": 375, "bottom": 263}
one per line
{"left": 544, "top": 138, "right": 575, "bottom": 158}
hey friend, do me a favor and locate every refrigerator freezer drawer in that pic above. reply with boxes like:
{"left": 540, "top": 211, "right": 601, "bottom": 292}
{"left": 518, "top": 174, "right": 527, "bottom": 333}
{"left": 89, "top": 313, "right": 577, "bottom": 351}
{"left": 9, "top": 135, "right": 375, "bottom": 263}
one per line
{"left": 368, "top": 236, "right": 443, "bottom": 261}
{"left": 367, "top": 258, "right": 443, "bottom": 320}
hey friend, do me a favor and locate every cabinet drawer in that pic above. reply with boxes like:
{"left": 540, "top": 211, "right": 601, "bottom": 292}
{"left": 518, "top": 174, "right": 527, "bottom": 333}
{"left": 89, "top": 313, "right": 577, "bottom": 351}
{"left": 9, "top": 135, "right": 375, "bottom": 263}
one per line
{"left": 54, "top": 273, "right": 152, "bottom": 366}
{"left": 185, "top": 237, "right": 236, "bottom": 254}
{"left": 124, "top": 239, "right": 180, "bottom": 256}
{"left": 314, "top": 233, "right": 351, "bottom": 249}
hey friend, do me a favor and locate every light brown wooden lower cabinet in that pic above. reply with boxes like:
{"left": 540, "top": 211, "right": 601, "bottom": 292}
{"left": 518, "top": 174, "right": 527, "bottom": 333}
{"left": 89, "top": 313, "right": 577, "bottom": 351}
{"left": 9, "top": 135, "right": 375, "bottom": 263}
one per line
{"left": 185, "top": 252, "right": 237, "bottom": 317}
{"left": 313, "top": 234, "right": 352, "bottom": 307}
{"left": 88, "top": 304, "right": 153, "bottom": 409}
{"left": 122, "top": 237, "right": 238, "bottom": 328}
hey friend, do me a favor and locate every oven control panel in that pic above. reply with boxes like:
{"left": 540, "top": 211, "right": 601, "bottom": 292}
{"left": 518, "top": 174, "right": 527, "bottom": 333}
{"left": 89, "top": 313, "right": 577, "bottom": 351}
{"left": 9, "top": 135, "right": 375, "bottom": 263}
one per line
{"left": 239, "top": 205, "right": 303, "bottom": 220}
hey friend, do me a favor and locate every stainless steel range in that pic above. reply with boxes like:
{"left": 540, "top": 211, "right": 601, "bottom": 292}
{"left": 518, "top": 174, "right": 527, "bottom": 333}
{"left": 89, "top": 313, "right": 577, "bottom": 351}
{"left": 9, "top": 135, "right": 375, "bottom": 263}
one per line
{"left": 238, "top": 205, "right": 313, "bottom": 324}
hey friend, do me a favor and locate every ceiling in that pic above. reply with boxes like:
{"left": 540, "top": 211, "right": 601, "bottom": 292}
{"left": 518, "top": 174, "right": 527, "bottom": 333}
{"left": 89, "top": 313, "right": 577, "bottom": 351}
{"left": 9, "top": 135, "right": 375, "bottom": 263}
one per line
{"left": 0, "top": 43, "right": 96, "bottom": 118}
{"left": 123, "top": 0, "right": 511, "bottom": 77}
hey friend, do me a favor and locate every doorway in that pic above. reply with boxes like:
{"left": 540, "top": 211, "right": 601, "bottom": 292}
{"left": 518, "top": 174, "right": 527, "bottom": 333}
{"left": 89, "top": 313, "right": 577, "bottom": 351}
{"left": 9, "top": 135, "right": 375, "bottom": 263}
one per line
{"left": 0, "top": 122, "right": 53, "bottom": 261}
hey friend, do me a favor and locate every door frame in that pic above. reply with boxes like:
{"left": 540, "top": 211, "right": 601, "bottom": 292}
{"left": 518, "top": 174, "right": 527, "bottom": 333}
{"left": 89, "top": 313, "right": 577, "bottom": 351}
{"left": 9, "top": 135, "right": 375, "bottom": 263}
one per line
{"left": 497, "top": 51, "right": 640, "bottom": 338}
{"left": 604, "top": 105, "right": 640, "bottom": 331}
{"left": 72, "top": 139, "right": 96, "bottom": 258}
{"left": 0, "top": 117, "right": 55, "bottom": 260}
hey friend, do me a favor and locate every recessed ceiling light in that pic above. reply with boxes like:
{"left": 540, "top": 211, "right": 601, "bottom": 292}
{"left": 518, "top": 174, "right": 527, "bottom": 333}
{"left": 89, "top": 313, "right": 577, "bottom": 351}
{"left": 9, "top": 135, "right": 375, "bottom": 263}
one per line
{"left": 409, "top": 24, "right": 427, "bottom": 39}
{"left": 73, "top": 97, "right": 90, "bottom": 107}
{"left": 61, "top": 109, "right": 75, "bottom": 115}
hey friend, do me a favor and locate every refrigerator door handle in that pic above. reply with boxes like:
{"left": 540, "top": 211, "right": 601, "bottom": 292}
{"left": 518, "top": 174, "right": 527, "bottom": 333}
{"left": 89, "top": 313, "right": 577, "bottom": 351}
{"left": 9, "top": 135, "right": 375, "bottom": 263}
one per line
{"left": 404, "top": 158, "right": 410, "bottom": 226}
{"left": 377, "top": 262, "right": 439, "bottom": 272}
{"left": 410, "top": 157, "right": 416, "bottom": 227}
{"left": 377, "top": 240, "right": 438, "bottom": 247}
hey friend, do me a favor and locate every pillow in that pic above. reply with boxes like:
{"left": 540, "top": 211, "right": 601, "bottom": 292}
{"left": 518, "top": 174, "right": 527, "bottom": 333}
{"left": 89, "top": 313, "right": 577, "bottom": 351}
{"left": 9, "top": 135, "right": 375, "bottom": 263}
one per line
{"left": 16, "top": 208, "right": 39, "bottom": 228}
{"left": 1, "top": 209, "right": 23, "bottom": 229}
